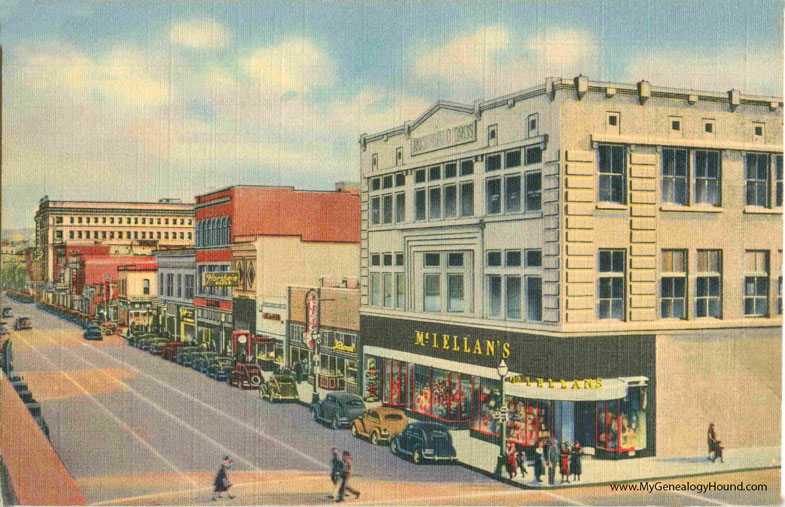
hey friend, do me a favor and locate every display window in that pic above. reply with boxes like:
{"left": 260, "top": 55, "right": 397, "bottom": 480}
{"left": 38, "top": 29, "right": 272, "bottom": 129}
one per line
{"left": 381, "top": 359, "right": 408, "bottom": 406}
{"left": 472, "top": 384, "right": 554, "bottom": 447}
{"left": 598, "top": 386, "right": 647, "bottom": 452}
{"left": 409, "top": 365, "right": 472, "bottom": 423}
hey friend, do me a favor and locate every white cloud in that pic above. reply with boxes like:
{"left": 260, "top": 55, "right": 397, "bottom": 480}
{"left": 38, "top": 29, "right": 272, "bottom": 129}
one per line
{"left": 623, "top": 47, "right": 782, "bottom": 97}
{"left": 241, "top": 37, "right": 337, "bottom": 94}
{"left": 169, "top": 19, "right": 229, "bottom": 49}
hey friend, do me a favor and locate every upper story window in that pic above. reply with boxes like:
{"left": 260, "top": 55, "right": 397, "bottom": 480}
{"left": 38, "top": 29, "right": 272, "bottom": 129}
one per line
{"left": 597, "top": 249, "right": 625, "bottom": 320}
{"left": 606, "top": 112, "right": 620, "bottom": 135}
{"left": 486, "top": 154, "right": 502, "bottom": 172}
{"left": 396, "top": 147, "right": 403, "bottom": 165}
{"left": 776, "top": 155, "right": 783, "bottom": 207}
{"left": 383, "top": 175, "right": 393, "bottom": 189}
{"left": 395, "top": 173, "right": 405, "bottom": 187}
{"left": 142, "top": 279, "right": 150, "bottom": 296}
{"left": 660, "top": 249, "right": 687, "bottom": 319}
{"left": 487, "top": 124, "right": 498, "bottom": 146}
{"left": 420, "top": 250, "right": 472, "bottom": 314}
{"left": 669, "top": 116, "right": 682, "bottom": 135}
{"left": 696, "top": 250, "right": 722, "bottom": 318}
{"left": 745, "top": 153, "right": 770, "bottom": 207}
{"left": 371, "top": 154, "right": 378, "bottom": 172}
{"left": 525, "top": 146, "right": 542, "bottom": 165}
{"left": 753, "top": 122, "right": 765, "bottom": 144}
{"left": 662, "top": 148, "right": 688, "bottom": 205}
{"left": 703, "top": 119, "right": 715, "bottom": 139}
{"left": 744, "top": 250, "right": 769, "bottom": 317}
{"left": 598, "top": 145, "right": 626, "bottom": 204}
{"left": 460, "top": 159, "right": 474, "bottom": 176}
{"left": 371, "top": 178, "right": 381, "bottom": 191}
{"left": 415, "top": 169, "right": 426, "bottom": 184}
{"left": 527, "top": 113, "right": 539, "bottom": 138}
{"left": 694, "top": 150, "right": 721, "bottom": 206}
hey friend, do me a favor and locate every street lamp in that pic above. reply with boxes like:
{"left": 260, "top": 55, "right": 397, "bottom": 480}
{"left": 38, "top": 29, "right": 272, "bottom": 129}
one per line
{"left": 311, "top": 334, "right": 321, "bottom": 404}
{"left": 493, "top": 359, "right": 509, "bottom": 477}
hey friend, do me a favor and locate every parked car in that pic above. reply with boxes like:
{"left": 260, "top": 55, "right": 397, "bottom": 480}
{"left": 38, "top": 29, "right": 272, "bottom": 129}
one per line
{"left": 148, "top": 339, "right": 173, "bottom": 355}
{"left": 258, "top": 374, "right": 299, "bottom": 403}
{"left": 192, "top": 351, "right": 220, "bottom": 372}
{"left": 310, "top": 393, "right": 365, "bottom": 430}
{"left": 3, "top": 307, "right": 12, "bottom": 318}
{"left": 176, "top": 347, "right": 203, "bottom": 367}
{"left": 100, "top": 322, "right": 118, "bottom": 336}
{"left": 350, "top": 407, "right": 408, "bottom": 445}
{"left": 228, "top": 363, "right": 264, "bottom": 389}
{"left": 206, "top": 356, "right": 235, "bottom": 380}
{"left": 140, "top": 337, "right": 168, "bottom": 352}
{"left": 13, "top": 317, "right": 31, "bottom": 331}
{"left": 0, "top": 322, "right": 8, "bottom": 336}
{"left": 129, "top": 333, "right": 154, "bottom": 348}
{"left": 161, "top": 341, "right": 190, "bottom": 361}
{"left": 390, "top": 422, "right": 457, "bottom": 464}
{"left": 83, "top": 325, "right": 103, "bottom": 341}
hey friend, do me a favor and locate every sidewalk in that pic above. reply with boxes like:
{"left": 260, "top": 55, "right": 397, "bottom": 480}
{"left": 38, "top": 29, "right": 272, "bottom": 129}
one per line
{"left": 453, "top": 429, "right": 780, "bottom": 489}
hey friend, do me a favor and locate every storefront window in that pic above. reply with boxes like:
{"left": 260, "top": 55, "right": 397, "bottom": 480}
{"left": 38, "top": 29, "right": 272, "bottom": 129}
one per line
{"left": 346, "top": 360, "right": 358, "bottom": 385}
{"left": 621, "top": 387, "right": 647, "bottom": 451}
{"left": 364, "top": 357, "right": 380, "bottom": 401}
{"left": 413, "top": 364, "right": 431, "bottom": 415}
{"left": 431, "top": 369, "right": 449, "bottom": 419}
{"left": 474, "top": 378, "right": 502, "bottom": 435}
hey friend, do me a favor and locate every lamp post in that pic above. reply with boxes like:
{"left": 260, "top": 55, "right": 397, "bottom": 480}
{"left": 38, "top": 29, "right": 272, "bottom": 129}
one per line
{"left": 311, "top": 334, "right": 321, "bottom": 404}
{"left": 492, "top": 359, "right": 509, "bottom": 477}
{"left": 220, "top": 313, "right": 226, "bottom": 355}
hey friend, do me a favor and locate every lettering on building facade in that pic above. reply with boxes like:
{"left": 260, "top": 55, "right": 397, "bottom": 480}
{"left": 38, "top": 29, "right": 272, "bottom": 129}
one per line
{"left": 414, "top": 330, "right": 510, "bottom": 358}
{"left": 410, "top": 122, "right": 476, "bottom": 156}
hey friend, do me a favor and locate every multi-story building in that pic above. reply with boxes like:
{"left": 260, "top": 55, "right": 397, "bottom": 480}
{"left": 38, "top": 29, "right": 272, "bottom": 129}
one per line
{"left": 154, "top": 249, "right": 196, "bottom": 341}
{"left": 359, "top": 76, "right": 782, "bottom": 460}
{"left": 34, "top": 197, "right": 194, "bottom": 284}
{"left": 194, "top": 184, "right": 360, "bottom": 357}
{"left": 117, "top": 262, "right": 158, "bottom": 332}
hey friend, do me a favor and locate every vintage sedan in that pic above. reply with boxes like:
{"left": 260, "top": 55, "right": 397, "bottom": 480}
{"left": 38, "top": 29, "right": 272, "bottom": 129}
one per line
{"left": 129, "top": 333, "right": 154, "bottom": 348}
{"left": 206, "top": 356, "right": 235, "bottom": 380}
{"left": 258, "top": 374, "right": 299, "bottom": 403}
{"left": 148, "top": 339, "right": 173, "bottom": 355}
{"left": 13, "top": 317, "right": 31, "bottom": 331}
{"left": 228, "top": 363, "right": 264, "bottom": 389}
{"left": 161, "top": 341, "right": 190, "bottom": 361}
{"left": 175, "top": 347, "right": 203, "bottom": 366}
{"left": 390, "top": 422, "right": 457, "bottom": 464}
{"left": 83, "top": 325, "right": 103, "bottom": 341}
{"left": 310, "top": 393, "right": 365, "bottom": 430}
{"left": 192, "top": 351, "right": 220, "bottom": 373}
{"left": 350, "top": 407, "right": 408, "bottom": 445}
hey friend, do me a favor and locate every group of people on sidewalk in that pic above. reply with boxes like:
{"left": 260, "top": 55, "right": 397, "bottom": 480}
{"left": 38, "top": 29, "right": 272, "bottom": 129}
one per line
{"left": 329, "top": 448, "right": 360, "bottom": 502}
{"left": 505, "top": 437, "right": 583, "bottom": 485}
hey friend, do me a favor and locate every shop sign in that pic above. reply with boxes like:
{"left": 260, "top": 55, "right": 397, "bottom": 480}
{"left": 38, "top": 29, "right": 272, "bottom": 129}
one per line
{"left": 262, "top": 313, "right": 281, "bottom": 321}
{"left": 414, "top": 330, "right": 510, "bottom": 359}
{"left": 331, "top": 342, "right": 356, "bottom": 354}
{"left": 411, "top": 121, "right": 476, "bottom": 156}
{"left": 205, "top": 299, "right": 220, "bottom": 308}
{"left": 202, "top": 272, "right": 240, "bottom": 288}
{"left": 179, "top": 306, "right": 195, "bottom": 323}
{"left": 508, "top": 375, "right": 603, "bottom": 390}
{"left": 305, "top": 290, "right": 319, "bottom": 348}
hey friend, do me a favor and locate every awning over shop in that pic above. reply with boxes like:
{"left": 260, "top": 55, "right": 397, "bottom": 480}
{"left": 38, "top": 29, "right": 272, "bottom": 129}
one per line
{"left": 363, "top": 346, "right": 504, "bottom": 380}
{"left": 504, "top": 377, "right": 629, "bottom": 402}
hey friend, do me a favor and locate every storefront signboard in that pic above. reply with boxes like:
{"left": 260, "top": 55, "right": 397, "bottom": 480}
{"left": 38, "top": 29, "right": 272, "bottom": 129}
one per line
{"left": 331, "top": 342, "right": 356, "bottom": 354}
{"left": 411, "top": 121, "right": 476, "bottom": 156}
{"left": 305, "top": 289, "right": 319, "bottom": 348}
{"left": 202, "top": 272, "right": 240, "bottom": 288}
{"left": 414, "top": 330, "right": 510, "bottom": 359}
{"left": 179, "top": 306, "right": 195, "bottom": 324}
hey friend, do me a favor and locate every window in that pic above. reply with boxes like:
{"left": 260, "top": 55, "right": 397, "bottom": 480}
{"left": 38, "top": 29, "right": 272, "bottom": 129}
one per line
{"left": 415, "top": 190, "right": 426, "bottom": 221}
{"left": 185, "top": 275, "right": 194, "bottom": 299}
{"left": 598, "top": 250, "right": 625, "bottom": 320}
{"left": 55, "top": 231, "right": 63, "bottom": 240}
{"left": 703, "top": 119, "right": 715, "bottom": 137}
{"left": 487, "top": 251, "right": 502, "bottom": 267}
{"left": 525, "top": 249, "right": 542, "bottom": 267}
{"left": 395, "top": 173, "right": 405, "bottom": 187}
{"left": 383, "top": 175, "right": 393, "bottom": 189}
{"left": 166, "top": 273, "right": 174, "bottom": 297}
{"left": 78, "top": 217, "right": 83, "bottom": 224}
{"left": 415, "top": 169, "right": 426, "bottom": 184}
{"left": 461, "top": 182, "right": 474, "bottom": 217}
{"left": 505, "top": 276, "right": 521, "bottom": 319}
{"left": 448, "top": 275, "right": 464, "bottom": 312}
{"left": 371, "top": 154, "right": 378, "bottom": 171}
{"left": 660, "top": 250, "right": 687, "bottom": 319}
{"left": 525, "top": 171, "right": 542, "bottom": 211}
{"left": 695, "top": 151, "right": 720, "bottom": 206}
{"left": 429, "top": 187, "right": 441, "bottom": 220}
{"left": 382, "top": 194, "right": 393, "bottom": 224}
{"left": 607, "top": 112, "right": 620, "bottom": 134}
{"left": 159, "top": 273, "right": 164, "bottom": 296}
{"left": 696, "top": 250, "right": 722, "bottom": 318}
{"left": 424, "top": 274, "right": 441, "bottom": 312}
{"left": 744, "top": 250, "right": 769, "bottom": 317}
{"left": 444, "top": 185, "right": 457, "bottom": 218}
{"left": 486, "top": 178, "right": 502, "bottom": 214}
{"left": 429, "top": 166, "right": 441, "bottom": 181}
{"left": 486, "top": 154, "right": 502, "bottom": 172}
{"left": 505, "top": 250, "right": 521, "bottom": 267}
{"left": 488, "top": 124, "right": 497, "bottom": 146}
{"left": 778, "top": 277, "right": 782, "bottom": 315}
{"left": 396, "top": 272, "right": 405, "bottom": 309}
{"left": 371, "top": 254, "right": 380, "bottom": 267}
{"left": 505, "top": 175, "right": 521, "bottom": 213}
{"left": 662, "top": 149, "right": 688, "bottom": 205}
{"left": 745, "top": 153, "right": 769, "bottom": 207}
{"left": 383, "top": 254, "right": 393, "bottom": 267}
{"left": 143, "top": 279, "right": 150, "bottom": 296}
{"left": 395, "top": 253, "right": 404, "bottom": 266}
{"left": 753, "top": 123, "right": 765, "bottom": 143}
{"left": 370, "top": 273, "right": 381, "bottom": 306}
{"left": 525, "top": 146, "right": 542, "bottom": 165}
{"left": 776, "top": 155, "right": 783, "bottom": 207}
{"left": 527, "top": 113, "right": 539, "bottom": 137}
{"left": 383, "top": 273, "right": 394, "bottom": 308}
{"left": 505, "top": 150, "right": 521, "bottom": 169}
{"left": 370, "top": 197, "right": 380, "bottom": 225}
{"left": 78, "top": 231, "right": 83, "bottom": 239}
{"left": 447, "top": 253, "right": 463, "bottom": 267}
{"left": 445, "top": 162, "right": 457, "bottom": 179}
{"left": 70, "top": 217, "right": 74, "bottom": 224}
{"left": 526, "top": 276, "right": 542, "bottom": 322}
{"left": 424, "top": 253, "right": 440, "bottom": 267}
{"left": 460, "top": 159, "right": 474, "bottom": 176}
{"left": 395, "top": 193, "right": 405, "bottom": 223}
{"left": 396, "top": 147, "right": 403, "bottom": 165}
{"left": 488, "top": 275, "right": 502, "bottom": 317}
{"left": 670, "top": 117, "right": 682, "bottom": 133}
{"left": 598, "top": 145, "right": 626, "bottom": 204}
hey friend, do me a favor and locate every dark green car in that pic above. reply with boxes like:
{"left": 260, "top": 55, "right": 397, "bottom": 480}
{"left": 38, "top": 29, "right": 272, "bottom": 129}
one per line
{"left": 175, "top": 347, "right": 203, "bottom": 367}
{"left": 206, "top": 356, "right": 235, "bottom": 380}
{"left": 191, "top": 351, "right": 220, "bottom": 373}
{"left": 259, "top": 374, "right": 299, "bottom": 403}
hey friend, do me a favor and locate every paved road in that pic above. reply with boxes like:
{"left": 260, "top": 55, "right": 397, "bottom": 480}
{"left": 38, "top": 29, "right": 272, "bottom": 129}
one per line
{"left": 5, "top": 299, "right": 491, "bottom": 504}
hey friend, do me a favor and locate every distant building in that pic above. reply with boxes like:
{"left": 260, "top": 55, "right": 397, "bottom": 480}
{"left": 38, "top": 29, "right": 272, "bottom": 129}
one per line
{"left": 154, "top": 248, "right": 196, "bottom": 341}
{"left": 117, "top": 262, "right": 158, "bottom": 331}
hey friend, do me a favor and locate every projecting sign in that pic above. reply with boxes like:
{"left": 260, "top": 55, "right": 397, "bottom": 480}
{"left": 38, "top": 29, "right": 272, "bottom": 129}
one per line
{"left": 202, "top": 272, "right": 240, "bottom": 287}
{"left": 410, "top": 121, "right": 476, "bottom": 156}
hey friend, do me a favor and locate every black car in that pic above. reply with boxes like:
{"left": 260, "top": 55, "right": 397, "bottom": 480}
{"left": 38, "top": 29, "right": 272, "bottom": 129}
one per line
{"left": 83, "top": 325, "right": 103, "bottom": 341}
{"left": 310, "top": 393, "right": 365, "bottom": 430}
{"left": 175, "top": 347, "right": 203, "bottom": 367}
{"left": 206, "top": 356, "right": 235, "bottom": 380}
{"left": 390, "top": 421, "right": 457, "bottom": 464}
{"left": 192, "top": 351, "right": 220, "bottom": 372}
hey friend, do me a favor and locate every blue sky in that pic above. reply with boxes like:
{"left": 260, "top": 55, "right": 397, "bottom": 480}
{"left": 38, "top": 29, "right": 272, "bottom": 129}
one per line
{"left": 1, "top": 0, "right": 782, "bottom": 229}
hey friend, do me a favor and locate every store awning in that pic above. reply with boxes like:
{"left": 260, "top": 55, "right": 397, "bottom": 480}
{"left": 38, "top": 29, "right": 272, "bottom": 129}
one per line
{"left": 363, "top": 346, "right": 499, "bottom": 379}
{"left": 504, "top": 377, "right": 630, "bottom": 402}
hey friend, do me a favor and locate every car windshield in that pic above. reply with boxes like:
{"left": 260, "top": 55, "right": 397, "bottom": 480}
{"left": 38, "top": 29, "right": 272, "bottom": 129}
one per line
{"left": 430, "top": 429, "right": 451, "bottom": 440}
{"left": 217, "top": 359, "right": 233, "bottom": 366}
{"left": 277, "top": 378, "right": 294, "bottom": 385}
{"left": 345, "top": 400, "right": 364, "bottom": 408}
{"left": 384, "top": 414, "right": 404, "bottom": 421}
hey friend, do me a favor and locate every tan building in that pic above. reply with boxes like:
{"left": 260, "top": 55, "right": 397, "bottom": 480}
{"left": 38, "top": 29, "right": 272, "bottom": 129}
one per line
{"left": 359, "top": 76, "right": 782, "bottom": 460}
{"left": 117, "top": 262, "right": 158, "bottom": 331}
{"left": 34, "top": 197, "right": 194, "bottom": 284}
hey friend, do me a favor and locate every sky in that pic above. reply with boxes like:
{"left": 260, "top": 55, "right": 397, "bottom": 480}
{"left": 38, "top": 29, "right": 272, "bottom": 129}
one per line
{"left": 1, "top": 0, "right": 782, "bottom": 230}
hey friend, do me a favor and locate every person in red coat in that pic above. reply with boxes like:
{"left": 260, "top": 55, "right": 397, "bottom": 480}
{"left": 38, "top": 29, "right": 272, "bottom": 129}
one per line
{"left": 560, "top": 444, "right": 571, "bottom": 483}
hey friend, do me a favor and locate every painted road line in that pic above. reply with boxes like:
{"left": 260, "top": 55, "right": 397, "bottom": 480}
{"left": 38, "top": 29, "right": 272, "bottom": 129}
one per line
{"left": 14, "top": 332, "right": 199, "bottom": 489}
{"left": 40, "top": 331, "right": 264, "bottom": 474}
{"left": 65, "top": 330, "right": 329, "bottom": 471}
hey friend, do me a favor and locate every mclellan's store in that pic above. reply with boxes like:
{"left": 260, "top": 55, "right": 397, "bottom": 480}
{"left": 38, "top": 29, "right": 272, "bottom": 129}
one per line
{"left": 360, "top": 315, "right": 655, "bottom": 459}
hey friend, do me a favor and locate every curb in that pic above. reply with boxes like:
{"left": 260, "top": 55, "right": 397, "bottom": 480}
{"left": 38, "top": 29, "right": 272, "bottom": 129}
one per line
{"left": 455, "top": 459, "right": 781, "bottom": 490}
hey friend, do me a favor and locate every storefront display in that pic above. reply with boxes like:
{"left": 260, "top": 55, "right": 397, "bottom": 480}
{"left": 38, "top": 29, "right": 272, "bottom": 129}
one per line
{"left": 364, "top": 357, "right": 380, "bottom": 402}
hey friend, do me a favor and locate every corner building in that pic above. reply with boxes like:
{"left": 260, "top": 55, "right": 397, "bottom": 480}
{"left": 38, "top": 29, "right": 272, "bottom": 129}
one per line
{"left": 359, "top": 76, "right": 782, "bottom": 460}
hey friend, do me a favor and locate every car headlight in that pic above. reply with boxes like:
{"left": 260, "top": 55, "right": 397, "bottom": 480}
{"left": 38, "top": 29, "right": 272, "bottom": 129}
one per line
{"left": 423, "top": 449, "right": 434, "bottom": 455}
{"left": 381, "top": 429, "right": 389, "bottom": 435}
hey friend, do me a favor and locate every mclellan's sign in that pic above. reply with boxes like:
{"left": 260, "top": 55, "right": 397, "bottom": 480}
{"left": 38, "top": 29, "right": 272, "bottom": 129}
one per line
{"left": 411, "top": 121, "right": 476, "bottom": 156}
{"left": 415, "top": 331, "right": 510, "bottom": 359}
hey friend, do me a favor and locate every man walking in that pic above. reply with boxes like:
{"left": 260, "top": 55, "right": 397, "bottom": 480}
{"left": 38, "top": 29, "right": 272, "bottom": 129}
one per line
{"left": 327, "top": 448, "right": 342, "bottom": 499}
{"left": 546, "top": 437, "right": 559, "bottom": 486}
{"left": 212, "top": 456, "right": 234, "bottom": 501}
{"left": 336, "top": 451, "right": 360, "bottom": 502}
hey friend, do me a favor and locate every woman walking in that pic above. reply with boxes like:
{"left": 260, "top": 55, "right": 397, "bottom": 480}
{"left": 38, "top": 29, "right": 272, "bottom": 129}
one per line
{"left": 570, "top": 442, "right": 583, "bottom": 481}
{"left": 559, "top": 444, "right": 571, "bottom": 483}
{"left": 505, "top": 441, "right": 518, "bottom": 479}
{"left": 212, "top": 456, "right": 234, "bottom": 501}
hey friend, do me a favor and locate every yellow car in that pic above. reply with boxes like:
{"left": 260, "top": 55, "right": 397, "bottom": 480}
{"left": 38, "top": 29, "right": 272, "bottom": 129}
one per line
{"left": 350, "top": 406, "right": 408, "bottom": 445}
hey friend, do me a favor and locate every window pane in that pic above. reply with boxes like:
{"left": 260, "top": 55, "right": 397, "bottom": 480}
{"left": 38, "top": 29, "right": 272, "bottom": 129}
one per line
{"left": 487, "top": 251, "right": 502, "bottom": 267}
{"left": 505, "top": 251, "right": 521, "bottom": 267}
{"left": 444, "top": 185, "right": 457, "bottom": 218}
{"left": 383, "top": 273, "right": 393, "bottom": 307}
{"left": 424, "top": 274, "right": 441, "bottom": 312}
{"left": 429, "top": 187, "right": 441, "bottom": 219}
{"left": 525, "top": 146, "right": 542, "bottom": 165}
{"left": 395, "top": 193, "right": 405, "bottom": 222}
{"left": 506, "top": 277, "right": 521, "bottom": 319}
{"left": 448, "top": 253, "right": 464, "bottom": 267}
{"left": 445, "top": 163, "right": 457, "bottom": 179}
{"left": 415, "top": 169, "right": 426, "bottom": 183}
{"left": 448, "top": 275, "right": 464, "bottom": 313}
{"left": 525, "top": 172, "right": 541, "bottom": 211}
{"left": 461, "top": 182, "right": 474, "bottom": 217}
{"left": 429, "top": 166, "right": 441, "bottom": 181}
{"left": 486, "top": 154, "right": 502, "bottom": 171}
{"left": 382, "top": 194, "right": 393, "bottom": 224}
{"left": 505, "top": 150, "right": 521, "bottom": 168}
{"left": 505, "top": 175, "right": 521, "bottom": 212}
{"left": 486, "top": 178, "right": 501, "bottom": 214}
{"left": 525, "top": 250, "right": 542, "bottom": 267}
{"left": 460, "top": 159, "right": 474, "bottom": 176}
{"left": 396, "top": 273, "right": 405, "bottom": 309}
{"left": 370, "top": 273, "right": 381, "bottom": 306}
{"left": 424, "top": 253, "right": 440, "bottom": 267}
{"left": 526, "top": 276, "right": 542, "bottom": 321}
{"left": 371, "top": 197, "right": 380, "bottom": 225}
{"left": 488, "top": 276, "right": 502, "bottom": 317}
{"left": 415, "top": 190, "right": 426, "bottom": 220}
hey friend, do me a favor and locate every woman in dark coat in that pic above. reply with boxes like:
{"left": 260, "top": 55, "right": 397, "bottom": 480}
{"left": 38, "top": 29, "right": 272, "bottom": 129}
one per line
{"left": 570, "top": 442, "right": 583, "bottom": 481}
{"left": 212, "top": 456, "right": 234, "bottom": 501}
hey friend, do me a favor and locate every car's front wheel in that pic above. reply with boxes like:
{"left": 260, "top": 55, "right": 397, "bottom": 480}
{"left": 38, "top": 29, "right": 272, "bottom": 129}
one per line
{"left": 226, "top": 376, "right": 233, "bottom": 387}
{"left": 413, "top": 448, "right": 423, "bottom": 465}
{"left": 350, "top": 423, "right": 359, "bottom": 438}
{"left": 331, "top": 416, "right": 340, "bottom": 430}
{"left": 311, "top": 407, "right": 319, "bottom": 421}
{"left": 371, "top": 431, "right": 380, "bottom": 446}
{"left": 258, "top": 386, "right": 266, "bottom": 399}
{"left": 390, "top": 438, "right": 399, "bottom": 456}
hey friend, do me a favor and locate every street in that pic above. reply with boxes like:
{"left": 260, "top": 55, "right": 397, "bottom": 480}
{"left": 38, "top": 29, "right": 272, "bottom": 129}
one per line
{"left": 5, "top": 299, "right": 781, "bottom": 506}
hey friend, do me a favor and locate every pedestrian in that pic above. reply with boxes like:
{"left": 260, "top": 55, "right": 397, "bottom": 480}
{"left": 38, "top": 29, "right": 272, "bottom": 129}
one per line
{"left": 327, "top": 448, "right": 342, "bottom": 499}
{"left": 546, "top": 437, "right": 559, "bottom": 485}
{"left": 505, "top": 440, "right": 518, "bottom": 479}
{"left": 570, "top": 441, "right": 582, "bottom": 481}
{"left": 515, "top": 444, "right": 527, "bottom": 478}
{"left": 707, "top": 423, "right": 723, "bottom": 463}
{"left": 534, "top": 440, "right": 545, "bottom": 482}
{"left": 294, "top": 360, "right": 303, "bottom": 383}
{"left": 559, "top": 443, "right": 571, "bottom": 483}
{"left": 336, "top": 451, "right": 360, "bottom": 502}
{"left": 212, "top": 456, "right": 234, "bottom": 501}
